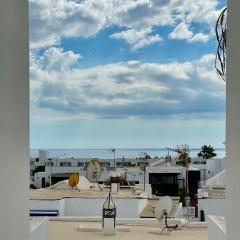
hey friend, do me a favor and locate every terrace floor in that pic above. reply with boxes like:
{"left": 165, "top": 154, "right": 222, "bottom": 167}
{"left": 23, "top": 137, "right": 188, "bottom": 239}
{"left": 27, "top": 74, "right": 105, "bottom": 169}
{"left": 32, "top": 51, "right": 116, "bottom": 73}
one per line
{"left": 49, "top": 221, "right": 207, "bottom": 240}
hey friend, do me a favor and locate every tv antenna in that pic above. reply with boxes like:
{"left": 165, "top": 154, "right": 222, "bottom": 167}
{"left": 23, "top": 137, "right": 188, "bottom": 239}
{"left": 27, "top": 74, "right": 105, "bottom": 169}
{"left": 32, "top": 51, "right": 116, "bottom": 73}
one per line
{"left": 153, "top": 196, "right": 178, "bottom": 232}
{"left": 107, "top": 148, "right": 116, "bottom": 167}
{"left": 86, "top": 159, "right": 103, "bottom": 191}
{"left": 165, "top": 149, "right": 172, "bottom": 166}
{"left": 167, "top": 145, "right": 190, "bottom": 154}
{"left": 68, "top": 173, "right": 80, "bottom": 192}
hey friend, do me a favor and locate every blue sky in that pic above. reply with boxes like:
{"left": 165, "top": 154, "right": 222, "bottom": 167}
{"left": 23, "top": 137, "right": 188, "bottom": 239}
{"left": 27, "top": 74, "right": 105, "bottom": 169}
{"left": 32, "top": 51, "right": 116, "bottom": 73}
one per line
{"left": 29, "top": 0, "right": 226, "bottom": 149}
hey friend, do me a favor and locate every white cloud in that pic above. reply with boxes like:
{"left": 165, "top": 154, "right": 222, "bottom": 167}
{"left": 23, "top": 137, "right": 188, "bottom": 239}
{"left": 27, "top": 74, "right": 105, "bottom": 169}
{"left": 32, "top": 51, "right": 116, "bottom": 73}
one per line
{"left": 111, "top": 0, "right": 176, "bottom": 29}
{"left": 29, "top": 0, "right": 113, "bottom": 49}
{"left": 30, "top": 0, "right": 221, "bottom": 49}
{"left": 177, "top": 0, "right": 220, "bottom": 27}
{"left": 36, "top": 47, "right": 82, "bottom": 71}
{"left": 169, "top": 22, "right": 193, "bottom": 40}
{"left": 169, "top": 23, "right": 210, "bottom": 43}
{"left": 110, "top": 28, "right": 162, "bottom": 50}
{"left": 188, "top": 33, "right": 210, "bottom": 43}
{"left": 132, "top": 34, "right": 162, "bottom": 50}
{"left": 30, "top": 48, "right": 225, "bottom": 120}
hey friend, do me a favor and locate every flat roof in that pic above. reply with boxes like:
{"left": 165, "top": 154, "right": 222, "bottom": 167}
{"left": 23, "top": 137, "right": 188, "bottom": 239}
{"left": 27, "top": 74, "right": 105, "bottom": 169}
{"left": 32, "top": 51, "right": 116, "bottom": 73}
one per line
{"left": 30, "top": 187, "right": 142, "bottom": 200}
{"left": 202, "top": 186, "right": 225, "bottom": 199}
{"left": 48, "top": 221, "right": 207, "bottom": 240}
{"left": 147, "top": 166, "right": 181, "bottom": 174}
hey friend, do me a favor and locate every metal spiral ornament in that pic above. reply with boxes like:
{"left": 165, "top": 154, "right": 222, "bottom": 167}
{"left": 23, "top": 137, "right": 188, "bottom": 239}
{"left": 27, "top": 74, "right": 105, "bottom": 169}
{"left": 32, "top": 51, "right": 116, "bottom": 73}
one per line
{"left": 215, "top": 7, "right": 227, "bottom": 81}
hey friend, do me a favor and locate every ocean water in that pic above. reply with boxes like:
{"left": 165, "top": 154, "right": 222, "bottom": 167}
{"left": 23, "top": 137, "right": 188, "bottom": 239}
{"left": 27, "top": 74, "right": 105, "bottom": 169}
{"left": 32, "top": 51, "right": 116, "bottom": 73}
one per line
{"left": 30, "top": 148, "right": 225, "bottom": 159}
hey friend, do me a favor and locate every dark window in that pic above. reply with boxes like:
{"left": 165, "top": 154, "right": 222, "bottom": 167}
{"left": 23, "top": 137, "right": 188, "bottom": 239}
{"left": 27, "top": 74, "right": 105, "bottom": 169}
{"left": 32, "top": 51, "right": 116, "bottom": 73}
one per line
{"left": 149, "top": 173, "right": 179, "bottom": 196}
{"left": 46, "top": 162, "right": 53, "bottom": 166}
{"left": 101, "top": 162, "right": 110, "bottom": 167}
{"left": 60, "top": 162, "right": 71, "bottom": 167}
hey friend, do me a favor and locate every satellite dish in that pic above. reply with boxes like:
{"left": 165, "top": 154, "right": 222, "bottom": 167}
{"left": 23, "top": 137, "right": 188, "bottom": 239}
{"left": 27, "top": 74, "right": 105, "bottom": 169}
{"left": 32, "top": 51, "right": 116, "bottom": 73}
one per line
{"left": 86, "top": 159, "right": 102, "bottom": 191}
{"left": 154, "top": 196, "right": 172, "bottom": 220}
{"left": 153, "top": 196, "right": 178, "bottom": 232}
{"left": 68, "top": 173, "right": 80, "bottom": 191}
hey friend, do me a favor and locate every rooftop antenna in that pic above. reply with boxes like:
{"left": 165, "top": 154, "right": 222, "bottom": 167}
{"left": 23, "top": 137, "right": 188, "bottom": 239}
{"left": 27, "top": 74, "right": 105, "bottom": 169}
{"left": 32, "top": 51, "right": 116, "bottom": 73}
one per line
{"left": 138, "top": 152, "right": 149, "bottom": 191}
{"left": 153, "top": 196, "right": 178, "bottom": 232}
{"left": 176, "top": 145, "right": 190, "bottom": 154}
{"left": 68, "top": 173, "right": 80, "bottom": 192}
{"left": 165, "top": 149, "right": 172, "bottom": 166}
{"left": 86, "top": 159, "right": 103, "bottom": 191}
{"left": 167, "top": 145, "right": 190, "bottom": 156}
{"left": 107, "top": 148, "right": 116, "bottom": 167}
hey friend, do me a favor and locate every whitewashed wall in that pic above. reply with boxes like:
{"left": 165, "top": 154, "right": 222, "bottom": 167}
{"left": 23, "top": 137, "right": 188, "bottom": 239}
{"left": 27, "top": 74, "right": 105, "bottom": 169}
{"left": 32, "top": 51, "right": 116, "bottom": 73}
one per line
{"left": 226, "top": 2, "right": 240, "bottom": 239}
{"left": 34, "top": 172, "right": 49, "bottom": 188}
{"left": 30, "top": 200, "right": 61, "bottom": 212}
{"left": 39, "top": 150, "right": 48, "bottom": 163}
{"left": 0, "top": 1, "right": 29, "bottom": 240}
{"left": 59, "top": 199, "right": 66, "bottom": 216}
{"left": 198, "top": 198, "right": 225, "bottom": 220}
{"left": 208, "top": 215, "right": 226, "bottom": 240}
{"left": 206, "top": 158, "right": 225, "bottom": 179}
{"left": 30, "top": 197, "right": 147, "bottom": 218}
{"left": 30, "top": 218, "right": 48, "bottom": 240}
{"left": 65, "top": 198, "right": 105, "bottom": 217}
{"left": 65, "top": 198, "right": 144, "bottom": 218}
{"left": 137, "top": 192, "right": 148, "bottom": 215}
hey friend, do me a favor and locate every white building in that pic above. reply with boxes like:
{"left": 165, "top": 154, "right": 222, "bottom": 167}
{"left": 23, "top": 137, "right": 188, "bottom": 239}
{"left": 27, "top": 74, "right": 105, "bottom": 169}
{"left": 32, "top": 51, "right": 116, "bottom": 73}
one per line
{"left": 1, "top": 1, "right": 239, "bottom": 240}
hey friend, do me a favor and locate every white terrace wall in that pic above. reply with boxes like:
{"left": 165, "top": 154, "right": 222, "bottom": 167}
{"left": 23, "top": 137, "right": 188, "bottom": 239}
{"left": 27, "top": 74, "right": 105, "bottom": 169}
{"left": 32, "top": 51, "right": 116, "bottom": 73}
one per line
{"left": 65, "top": 198, "right": 141, "bottom": 218}
{"left": 30, "top": 218, "right": 48, "bottom": 240}
{"left": 30, "top": 199, "right": 66, "bottom": 216}
{"left": 206, "top": 158, "right": 225, "bottom": 179}
{"left": 198, "top": 198, "right": 225, "bottom": 220}
{"left": 30, "top": 196, "right": 147, "bottom": 218}
{"left": 208, "top": 215, "right": 226, "bottom": 240}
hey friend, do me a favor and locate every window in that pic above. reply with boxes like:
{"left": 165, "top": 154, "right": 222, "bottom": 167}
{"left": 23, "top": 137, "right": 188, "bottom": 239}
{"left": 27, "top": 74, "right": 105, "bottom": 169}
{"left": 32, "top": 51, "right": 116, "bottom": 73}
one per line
{"left": 60, "top": 162, "right": 71, "bottom": 167}
{"left": 46, "top": 162, "right": 53, "bottom": 166}
{"left": 101, "top": 162, "right": 110, "bottom": 167}
{"left": 78, "top": 162, "right": 84, "bottom": 166}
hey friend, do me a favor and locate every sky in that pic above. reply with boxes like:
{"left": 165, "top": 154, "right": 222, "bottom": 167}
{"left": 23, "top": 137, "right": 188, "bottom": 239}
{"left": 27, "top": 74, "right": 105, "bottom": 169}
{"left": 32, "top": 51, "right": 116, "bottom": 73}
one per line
{"left": 29, "top": 0, "right": 227, "bottom": 149}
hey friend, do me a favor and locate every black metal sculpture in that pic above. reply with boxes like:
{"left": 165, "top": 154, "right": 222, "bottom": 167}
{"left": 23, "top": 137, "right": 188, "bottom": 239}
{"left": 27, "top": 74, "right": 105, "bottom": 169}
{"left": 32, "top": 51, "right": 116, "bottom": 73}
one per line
{"left": 102, "top": 191, "right": 116, "bottom": 229}
{"left": 215, "top": 7, "right": 227, "bottom": 81}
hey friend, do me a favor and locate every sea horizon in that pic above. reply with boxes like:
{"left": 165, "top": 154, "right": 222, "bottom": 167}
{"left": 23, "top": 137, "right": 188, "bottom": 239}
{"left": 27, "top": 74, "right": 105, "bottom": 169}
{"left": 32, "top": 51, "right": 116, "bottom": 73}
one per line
{"left": 30, "top": 147, "right": 226, "bottom": 159}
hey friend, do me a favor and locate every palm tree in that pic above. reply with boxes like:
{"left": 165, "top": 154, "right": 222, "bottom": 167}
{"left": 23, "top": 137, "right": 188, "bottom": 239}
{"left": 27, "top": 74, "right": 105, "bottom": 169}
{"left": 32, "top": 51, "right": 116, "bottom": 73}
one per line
{"left": 197, "top": 145, "right": 217, "bottom": 160}
{"left": 176, "top": 152, "right": 191, "bottom": 195}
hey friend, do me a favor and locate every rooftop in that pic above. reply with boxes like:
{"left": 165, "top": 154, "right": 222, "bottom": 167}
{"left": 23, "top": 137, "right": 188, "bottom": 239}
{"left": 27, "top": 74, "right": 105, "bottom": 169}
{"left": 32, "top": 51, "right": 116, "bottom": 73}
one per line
{"left": 202, "top": 186, "right": 225, "bottom": 199}
{"left": 30, "top": 187, "right": 143, "bottom": 200}
{"left": 48, "top": 220, "right": 207, "bottom": 240}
